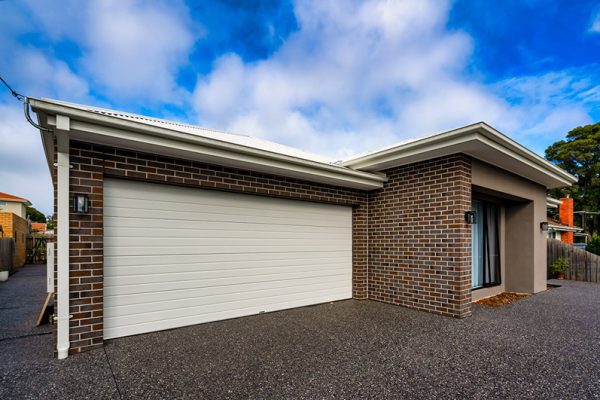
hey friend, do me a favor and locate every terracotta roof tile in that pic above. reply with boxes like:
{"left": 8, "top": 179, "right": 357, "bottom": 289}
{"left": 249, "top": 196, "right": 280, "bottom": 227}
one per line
{"left": 0, "top": 192, "right": 31, "bottom": 204}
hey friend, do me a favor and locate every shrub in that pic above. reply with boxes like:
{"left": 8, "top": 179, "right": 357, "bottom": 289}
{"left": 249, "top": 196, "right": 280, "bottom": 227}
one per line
{"left": 549, "top": 257, "right": 571, "bottom": 277}
{"left": 586, "top": 236, "right": 600, "bottom": 256}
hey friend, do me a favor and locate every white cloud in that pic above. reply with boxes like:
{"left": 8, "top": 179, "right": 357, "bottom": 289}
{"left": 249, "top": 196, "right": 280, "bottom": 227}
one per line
{"left": 80, "top": 0, "right": 197, "bottom": 101}
{"left": 193, "top": 0, "right": 598, "bottom": 159}
{"left": 12, "top": 50, "right": 90, "bottom": 101}
{"left": 0, "top": 104, "right": 53, "bottom": 215}
{"left": 590, "top": 11, "right": 600, "bottom": 33}
{"left": 19, "top": 0, "right": 199, "bottom": 103}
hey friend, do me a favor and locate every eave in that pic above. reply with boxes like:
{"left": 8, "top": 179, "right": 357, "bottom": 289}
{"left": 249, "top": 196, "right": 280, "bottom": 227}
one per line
{"left": 30, "top": 98, "right": 386, "bottom": 191}
{"left": 341, "top": 122, "right": 577, "bottom": 189}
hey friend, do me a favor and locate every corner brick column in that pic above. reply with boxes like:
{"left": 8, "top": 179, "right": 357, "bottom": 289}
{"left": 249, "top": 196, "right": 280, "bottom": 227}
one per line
{"left": 68, "top": 145, "right": 105, "bottom": 352}
{"left": 367, "top": 155, "right": 473, "bottom": 318}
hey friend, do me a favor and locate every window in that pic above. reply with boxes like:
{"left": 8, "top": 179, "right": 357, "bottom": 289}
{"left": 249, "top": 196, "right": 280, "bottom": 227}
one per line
{"left": 472, "top": 200, "right": 501, "bottom": 289}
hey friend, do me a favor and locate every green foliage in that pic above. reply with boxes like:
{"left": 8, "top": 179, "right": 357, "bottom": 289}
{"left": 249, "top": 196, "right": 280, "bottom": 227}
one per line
{"left": 546, "top": 123, "right": 600, "bottom": 235}
{"left": 587, "top": 236, "right": 600, "bottom": 256}
{"left": 46, "top": 215, "right": 55, "bottom": 230}
{"left": 549, "top": 257, "right": 571, "bottom": 277}
{"left": 26, "top": 206, "right": 46, "bottom": 223}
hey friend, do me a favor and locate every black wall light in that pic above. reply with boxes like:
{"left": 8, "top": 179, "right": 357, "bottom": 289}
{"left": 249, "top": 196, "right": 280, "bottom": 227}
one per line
{"left": 465, "top": 211, "right": 476, "bottom": 224}
{"left": 73, "top": 194, "right": 89, "bottom": 213}
{"left": 540, "top": 221, "right": 549, "bottom": 232}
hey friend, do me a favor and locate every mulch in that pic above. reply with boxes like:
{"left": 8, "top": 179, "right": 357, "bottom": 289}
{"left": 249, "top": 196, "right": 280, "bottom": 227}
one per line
{"left": 474, "top": 292, "right": 529, "bottom": 307}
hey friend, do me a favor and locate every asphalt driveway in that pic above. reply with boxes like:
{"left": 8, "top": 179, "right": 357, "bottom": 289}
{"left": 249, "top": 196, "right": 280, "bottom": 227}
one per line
{"left": 1, "top": 265, "right": 600, "bottom": 399}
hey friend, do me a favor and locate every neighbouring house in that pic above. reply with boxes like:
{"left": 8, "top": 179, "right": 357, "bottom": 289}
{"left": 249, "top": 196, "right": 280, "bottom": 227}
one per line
{"left": 546, "top": 196, "right": 584, "bottom": 243}
{"left": 30, "top": 98, "right": 577, "bottom": 358}
{"left": 30, "top": 222, "right": 48, "bottom": 234}
{"left": 0, "top": 192, "right": 31, "bottom": 268}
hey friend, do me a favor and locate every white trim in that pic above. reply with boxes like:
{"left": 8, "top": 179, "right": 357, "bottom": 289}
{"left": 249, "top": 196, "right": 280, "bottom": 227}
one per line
{"left": 31, "top": 98, "right": 386, "bottom": 190}
{"left": 56, "top": 132, "right": 70, "bottom": 360}
{"left": 341, "top": 122, "right": 577, "bottom": 189}
{"left": 548, "top": 224, "right": 583, "bottom": 233}
{"left": 546, "top": 197, "right": 562, "bottom": 208}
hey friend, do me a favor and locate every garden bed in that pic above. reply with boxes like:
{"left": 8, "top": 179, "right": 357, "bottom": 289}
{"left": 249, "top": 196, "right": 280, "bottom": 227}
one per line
{"left": 474, "top": 292, "right": 529, "bottom": 307}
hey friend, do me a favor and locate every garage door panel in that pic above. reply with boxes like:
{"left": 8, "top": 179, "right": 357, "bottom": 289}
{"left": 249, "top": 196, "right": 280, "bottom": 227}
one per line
{"left": 106, "top": 286, "right": 350, "bottom": 329}
{"left": 105, "top": 257, "right": 348, "bottom": 276}
{"left": 104, "top": 236, "right": 350, "bottom": 248}
{"left": 103, "top": 179, "right": 352, "bottom": 339}
{"left": 105, "top": 280, "right": 350, "bottom": 316}
{"left": 104, "top": 217, "right": 348, "bottom": 234}
{"left": 105, "top": 267, "right": 350, "bottom": 297}
{"left": 105, "top": 207, "right": 350, "bottom": 228}
{"left": 104, "top": 244, "right": 350, "bottom": 257}
{"left": 105, "top": 263, "right": 350, "bottom": 287}
{"left": 104, "top": 227, "right": 347, "bottom": 240}
{"left": 104, "top": 188, "right": 346, "bottom": 218}
{"left": 105, "top": 275, "right": 351, "bottom": 308}
{"left": 105, "top": 292, "right": 349, "bottom": 340}
{"left": 104, "top": 195, "right": 348, "bottom": 220}
{"left": 105, "top": 252, "right": 348, "bottom": 268}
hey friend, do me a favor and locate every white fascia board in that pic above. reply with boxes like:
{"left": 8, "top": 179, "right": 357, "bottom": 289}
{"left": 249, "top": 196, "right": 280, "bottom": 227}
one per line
{"left": 546, "top": 197, "right": 562, "bottom": 208}
{"left": 341, "top": 123, "right": 577, "bottom": 189}
{"left": 476, "top": 124, "right": 577, "bottom": 185}
{"left": 548, "top": 224, "right": 583, "bottom": 233}
{"left": 32, "top": 99, "right": 385, "bottom": 190}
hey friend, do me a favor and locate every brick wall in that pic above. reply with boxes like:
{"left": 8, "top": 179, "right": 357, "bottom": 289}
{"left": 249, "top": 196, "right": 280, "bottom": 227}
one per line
{"left": 0, "top": 212, "right": 28, "bottom": 268}
{"left": 0, "top": 212, "right": 12, "bottom": 240}
{"left": 59, "top": 140, "right": 368, "bottom": 354}
{"left": 55, "top": 138, "right": 475, "bottom": 355}
{"left": 367, "top": 155, "right": 473, "bottom": 318}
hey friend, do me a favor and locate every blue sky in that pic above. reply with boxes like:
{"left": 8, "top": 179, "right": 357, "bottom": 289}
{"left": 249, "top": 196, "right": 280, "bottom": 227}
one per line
{"left": 1, "top": 0, "right": 599, "bottom": 214}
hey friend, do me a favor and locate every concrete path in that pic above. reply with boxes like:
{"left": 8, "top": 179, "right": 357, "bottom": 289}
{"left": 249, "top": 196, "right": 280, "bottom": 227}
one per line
{"left": 1, "top": 266, "right": 599, "bottom": 399}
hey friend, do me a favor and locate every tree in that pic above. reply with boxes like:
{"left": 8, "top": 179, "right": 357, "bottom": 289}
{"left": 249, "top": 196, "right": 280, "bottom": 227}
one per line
{"left": 545, "top": 122, "right": 600, "bottom": 236}
{"left": 26, "top": 206, "right": 47, "bottom": 223}
{"left": 587, "top": 236, "right": 600, "bottom": 256}
{"left": 46, "top": 215, "right": 55, "bottom": 230}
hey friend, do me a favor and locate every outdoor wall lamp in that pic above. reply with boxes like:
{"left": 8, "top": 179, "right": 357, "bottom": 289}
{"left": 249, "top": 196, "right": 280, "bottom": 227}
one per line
{"left": 464, "top": 211, "right": 476, "bottom": 224}
{"left": 73, "top": 194, "right": 89, "bottom": 213}
{"left": 540, "top": 221, "right": 549, "bottom": 232}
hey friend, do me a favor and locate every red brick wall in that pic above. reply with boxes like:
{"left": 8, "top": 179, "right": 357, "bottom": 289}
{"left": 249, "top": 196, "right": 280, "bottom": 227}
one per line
{"left": 60, "top": 140, "right": 368, "bottom": 354}
{"left": 367, "top": 155, "right": 473, "bottom": 318}
{"left": 0, "top": 212, "right": 28, "bottom": 268}
{"left": 559, "top": 197, "right": 574, "bottom": 244}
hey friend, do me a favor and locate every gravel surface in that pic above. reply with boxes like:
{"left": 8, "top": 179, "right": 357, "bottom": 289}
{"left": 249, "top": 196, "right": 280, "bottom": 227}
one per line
{"left": 2, "top": 267, "right": 599, "bottom": 399}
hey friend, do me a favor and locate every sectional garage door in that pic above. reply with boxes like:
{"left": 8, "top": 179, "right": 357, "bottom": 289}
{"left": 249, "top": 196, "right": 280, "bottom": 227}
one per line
{"left": 103, "top": 179, "right": 352, "bottom": 339}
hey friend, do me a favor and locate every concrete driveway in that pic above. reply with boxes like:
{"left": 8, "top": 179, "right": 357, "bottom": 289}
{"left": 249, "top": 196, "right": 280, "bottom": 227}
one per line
{"left": 2, "top": 265, "right": 600, "bottom": 399}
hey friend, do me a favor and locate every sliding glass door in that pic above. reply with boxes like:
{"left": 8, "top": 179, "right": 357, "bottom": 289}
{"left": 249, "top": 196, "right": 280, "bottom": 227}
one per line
{"left": 471, "top": 200, "right": 501, "bottom": 289}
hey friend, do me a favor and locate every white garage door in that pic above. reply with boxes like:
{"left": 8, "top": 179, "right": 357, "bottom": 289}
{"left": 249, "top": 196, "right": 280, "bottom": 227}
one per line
{"left": 103, "top": 179, "right": 352, "bottom": 339}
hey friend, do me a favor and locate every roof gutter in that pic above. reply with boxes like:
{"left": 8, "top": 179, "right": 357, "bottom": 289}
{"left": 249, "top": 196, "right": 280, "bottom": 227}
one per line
{"left": 548, "top": 224, "right": 583, "bottom": 233}
{"left": 30, "top": 98, "right": 386, "bottom": 191}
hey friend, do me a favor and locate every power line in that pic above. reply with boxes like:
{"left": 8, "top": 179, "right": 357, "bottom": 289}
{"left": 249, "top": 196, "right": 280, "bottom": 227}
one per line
{"left": 0, "top": 75, "right": 51, "bottom": 132}
{"left": 0, "top": 75, "right": 25, "bottom": 101}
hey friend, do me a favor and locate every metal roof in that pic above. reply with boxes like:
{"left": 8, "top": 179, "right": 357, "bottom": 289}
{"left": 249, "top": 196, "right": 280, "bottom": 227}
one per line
{"left": 41, "top": 99, "right": 331, "bottom": 164}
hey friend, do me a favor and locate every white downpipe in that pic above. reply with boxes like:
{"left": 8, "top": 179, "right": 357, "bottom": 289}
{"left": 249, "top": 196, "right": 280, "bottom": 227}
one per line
{"left": 56, "top": 131, "right": 70, "bottom": 359}
{"left": 46, "top": 242, "right": 54, "bottom": 293}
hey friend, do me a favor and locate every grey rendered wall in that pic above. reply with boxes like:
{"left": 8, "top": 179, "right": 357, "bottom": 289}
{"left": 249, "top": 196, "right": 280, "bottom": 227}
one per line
{"left": 471, "top": 159, "right": 547, "bottom": 293}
